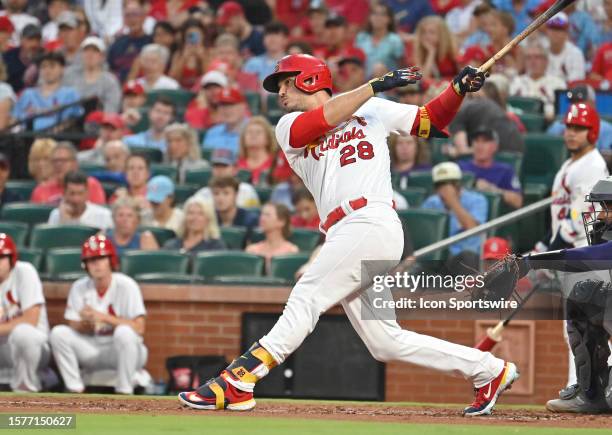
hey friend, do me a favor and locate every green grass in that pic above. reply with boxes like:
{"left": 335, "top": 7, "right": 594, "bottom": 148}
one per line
{"left": 6, "top": 414, "right": 611, "bottom": 435}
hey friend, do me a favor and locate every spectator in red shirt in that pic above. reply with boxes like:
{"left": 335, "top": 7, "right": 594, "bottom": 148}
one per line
{"left": 0, "top": 16, "right": 14, "bottom": 53}
{"left": 236, "top": 116, "right": 275, "bottom": 185}
{"left": 326, "top": 0, "right": 370, "bottom": 39}
{"left": 121, "top": 80, "right": 147, "bottom": 130}
{"left": 184, "top": 70, "right": 227, "bottom": 130}
{"left": 290, "top": 187, "right": 320, "bottom": 230}
{"left": 291, "top": 3, "right": 328, "bottom": 52}
{"left": 313, "top": 15, "right": 365, "bottom": 69}
{"left": 589, "top": 42, "right": 612, "bottom": 85}
{"left": 169, "top": 19, "right": 210, "bottom": 89}
{"left": 209, "top": 33, "right": 259, "bottom": 92}
{"left": 413, "top": 16, "right": 458, "bottom": 80}
{"left": 274, "top": 0, "right": 310, "bottom": 29}
{"left": 335, "top": 50, "right": 367, "bottom": 93}
{"left": 31, "top": 142, "right": 106, "bottom": 205}
{"left": 149, "top": 0, "right": 200, "bottom": 28}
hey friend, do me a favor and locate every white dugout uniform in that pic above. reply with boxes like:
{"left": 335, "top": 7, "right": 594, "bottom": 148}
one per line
{"left": 259, "top": 97, "right": 504, "bottom": 387}
{"left": 50, "top": 273, "right": 147, "bottom": 394}
{"left": 0, "top": 261, "right": 49, "bottom": 392}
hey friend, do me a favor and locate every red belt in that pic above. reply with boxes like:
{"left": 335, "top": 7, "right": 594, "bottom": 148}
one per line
{"left": 321, "top": 197, "right": 368, "bottom": 233}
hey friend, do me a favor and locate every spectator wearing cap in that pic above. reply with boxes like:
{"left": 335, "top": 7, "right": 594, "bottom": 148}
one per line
{"left": 335, "top": 49, "right": 366, "bottom": 93}
{"left": 83, "top": 0, "right": 124, "bottom": 42}
{"left": 107, "top": 0, "right": 152, "bottom": 82}
{"left": 355, "top": 4, "right": 404, "bottom": 76}
{"left": 47, "top": 170, "right": 113, "bottom": 230}
{"left": 0, "top": 15, "right": 15, "bottom": 52}
{"left": 325, "top": 0, "right": 370, "bottom": 37}
{"left": 184, "top": 70, "right": 227, "bottom": 130}
{"left": 161, "top": 197, "right": 225, "bottom": 255}
{"left": 63, "top": 36, "right": 121, "bottom": 113}
{"left": 3, "top": 23, "right": 42, "bottom": 93}
{"left": 135, "top": 44, "right": 179, "bottom": 91}
{"left": 210, "top": 175, "right": 258, "bottom": 240}
{"left": 124, "top": 96, "right": 176, "bottom": 153}
{"left": 273, "top": 0, "right": 310, "bottom": 29}
{"left": 0, "top": 0, "right": 39, "bottom": 46}
{"left": 31, "top": 142, "right": 106, "bottom": 205}
{"left": 459, "top": 127, "right": 523, "bottom": 209}
{"left": 547, "top": 85, "right": 612, "bottom": 152}
{"left": 168, "top": 19, "right": 209, "bottom": 90}
{"left": 388, "top": 133, "right": 431, "bottom": 189}
{"left": 481, "top": 236, "right": 511, "bottom": 271}
{"left": 56, "top": 10, "right": 86, "bottom": 67}
{"left": 236, "top": 116, "right": 275, "bottom": 185}
{"left": 201, "top": 87, "right": 248, "bottom": 155}
{"left": 192, "top": 148, "right": 260, "bottom": 209}
{"left": 313, "top": 14, "right": 365, "bottom": 67}
{"left": 413, "top": 16, "right": 458, "bottom": 80}
{"left": 147, "top": 175, "right": 185, "bottom": 238}
{"left": 386, "top": 0, "right": 435, "bottom": 34}
{"left": 164, "top": 123, "right": 209, "bottom": 184}
{"left": 0, "top": 152, "right": 22, "bottom": 207}
{"left": 421, "top": 162, "right": 488, "bottom": 266}
{"left": 78, "top": 113, "right": 126, "bottom": 165}
{"left": 456, "top": 45, "right": 487, "bottom": 70}
{"left": 509, "top": 41, "right": 565, "bottom": 121}
{"left": 243, "top": 21, "right": 289, "bottom": 84}
{"left": 217, "top": 1, "right": 264, "bottom": 58}
{"left": 210, "top": 33, "right": 259, "bottom": 92}
{"left": 13, "top": 52, "right": 83, "bottom": 132}
{"left": 121, "top": 80, "right": 146, "bottom": 128}
{"left": 291, "top": 2, "right": 328, "bottom": 51}
{"left": 545, "top": 12, "right": 585, "bottom": 82}
{"left": 461, "top": 3, "right": 491, "bottom": 49}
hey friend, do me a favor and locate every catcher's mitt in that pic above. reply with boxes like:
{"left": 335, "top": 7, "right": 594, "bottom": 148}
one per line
{"left": 472, "top": 254, "right": 530, "bottom": 304}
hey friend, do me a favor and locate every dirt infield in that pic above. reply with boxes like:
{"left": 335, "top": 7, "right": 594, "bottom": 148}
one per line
{"left": 2, "top": 395, "right": 611, "bottom": 429}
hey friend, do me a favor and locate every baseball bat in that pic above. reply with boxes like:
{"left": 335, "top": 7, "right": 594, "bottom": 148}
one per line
{"left": 478, "top": 0, "right": 577, "bottom": 73}
{"left": 474, "top": 283, "right": 541, "bottom": 352}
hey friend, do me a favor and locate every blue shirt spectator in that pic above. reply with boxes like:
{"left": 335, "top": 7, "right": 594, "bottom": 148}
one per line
{"left": 244, "top": 21, "right": 289, "bottom": 83}
{"left": 200, "top": 87, "right": 249, "bottom": 154}
{"left": 384, "top": 0, "right": 435, "bottom": 33}
{"left": 106, "top": 228, "right": 141, "bottom": 256}
{"left": 491, "top": 0, "right": 540, "bottom": 36}
{"left": 568, "top": 9, "right": 599, "bottom": 53}
{"left": 123, "top": 97, "right": 176, "bottom": 154}
{"left": 124, "top": 131, "right": 168, "bottom": 153}
{"left": 243, "top": 54, "right": 280, "bottom": 83}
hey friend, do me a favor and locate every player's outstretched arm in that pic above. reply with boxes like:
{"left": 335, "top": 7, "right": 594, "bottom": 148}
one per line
{"left": 322, "top": 67, "right": 422, "bottom": 127}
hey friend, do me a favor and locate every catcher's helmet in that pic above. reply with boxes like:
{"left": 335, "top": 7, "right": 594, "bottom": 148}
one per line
{"left": 81, "top": 234, "right": 119, "bottom": 270}
{"left": 583, "top": 176, "right": 612, "bottom": 245}
{"left": 565, "top": 103, "right": 600, "bottom": 145}
{"left": 0, "top": 233, "right": 18, "bottom": 267}
{"left": 263, "top": 54, "right": 332, "bottom": 95}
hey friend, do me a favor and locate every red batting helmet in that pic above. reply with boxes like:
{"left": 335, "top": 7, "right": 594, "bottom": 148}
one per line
{"left": 81, "top": 234, "right": 119, "bottom": 271}
{"left": 565, "top": 103, "right": 600, "bottom": 144}
{"left": 0, "top": 233, "right": 18, "bottom": 267}
{"left": 263, "top": 54, "right": 332, "bottom": 94}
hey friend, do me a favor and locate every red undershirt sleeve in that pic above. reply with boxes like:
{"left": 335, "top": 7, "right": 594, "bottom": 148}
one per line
{"left": 410, "top": 84, "right": 464, "bottom": 137}
{"left": 288, "top": 106, "right": 333, "bottom": 148}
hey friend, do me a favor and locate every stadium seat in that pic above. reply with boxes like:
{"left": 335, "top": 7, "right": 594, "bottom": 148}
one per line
{"left": 478, "top": 190, "right": 502, "bottom": 221}
{"left": 185, "top": 168, "right": 212, "bottom": 187}
{"left": 236, "top": 169, "right": 252, "bottom": 183}
{"left": 495, "top": 151, "right": 522, "bottom": 176}
{"left": 266, "top": 93, "right": 283, "bottom": 124}
{"left": 396, "top": 187, "right": 427, "bottom": 207}
{"left": 507, "top": 96, "right": 543, "bottom": 114}
{"left": 121, "top": 251, "right": 190, "bottom": 277}
{"left": 407, "top": 171, "right": 474, "bottom": 195}
{"left": 128, "top": 146, "right": 163, "bottom": 163}
{"left": 289, "top": 228, "right": 322, "bottom": 252}
{"left": 101, "top": 182, "right": 121, "bottom": 199}
{"left": 130, "top": 108, "right": 150, "bottom": 133}
{"left": 1, "top": 203, "right": 54, "bottom": 227}
{"left": 211, "top": 275, "right": 287, "bottom": 286}
{"left": 138, "top": 226, "right": 176, "bottom": 246}
{"left": 0, "top": 221, "right": 29, "bottom": 247}
{"left": 18, "top": 248, "right": 43, "bottom": 269}
{"left": 150, "top": 163, "right": 178, "bottom": 180}
{"left": 80, "top": 163, "right": 106, "bottom": 175}
{"left": 201, "top": 148, "right": 213, "bottom": 161}
{"left": 193, "top": 251, "right": 265, "bottom": 280}
{"left": 145, "top": 89, "right": 195, "bottom": 107}
{"left": 134, "top": 272, "right": 197, "bottom": 284}
{"left": 397, "top": 209, "right": 448, "bottom": 260}
{"left": 270, "top": 253, "right": 311, "bottom": 283}
{"left": 5, "top": 180, "right": 37, "bottom": 200}
{"left": 45, "top": 248, "right": 84, "bottom": 280}
{"left": 429, "top": 138, "right": 451, "bottom": 165}
{"left": 29, "top": 224, "right": 99, "bottom": 251}
{"left": 519, "top": 113, "right": 546, "bottom": 133}
{"left": 174, "top": 184, "right": 198, "bottom": 205}
{"left": 220, "top": 226, "right": 247, "bottom": 250}
{"left": 521, "top": 134, "right": 567, "bottom": 187}
{"left": 245, "top": 92, "right": 261, "bottom": 115}
{"left": 255, "top": 186, "right": 272, "bottom": 204}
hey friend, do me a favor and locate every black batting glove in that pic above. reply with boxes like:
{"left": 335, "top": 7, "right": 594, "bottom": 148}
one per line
{"left": 369, "top": 66, "right": 422, "bottom": 94}
{"left": 452, "top": 66, "right": 487, "bottom": 95}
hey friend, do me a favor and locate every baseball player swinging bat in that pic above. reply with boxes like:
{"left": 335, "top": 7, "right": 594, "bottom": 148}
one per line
{"left": 477, "top": 0, "right": 577, "bottom": 74}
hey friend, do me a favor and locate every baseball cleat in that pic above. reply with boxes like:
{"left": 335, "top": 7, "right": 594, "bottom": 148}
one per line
{"left": 463, "top": 362, "right": 520, "bottom": 416}
{"left": 178, "top": 371, "right": 256, "bottom": 411}
{"left": 546, "top": 384, "right": 610, "bottom": 414}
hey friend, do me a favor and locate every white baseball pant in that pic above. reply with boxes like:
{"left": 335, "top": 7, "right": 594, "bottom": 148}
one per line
{"left": 0, "top": 323, "right": 50, "bottom": 392}
{"left": 260, "top": 203, "right": 505, "bottom": 387}
{"left": 50, "top": 324, "right": 147, "bottom": 394}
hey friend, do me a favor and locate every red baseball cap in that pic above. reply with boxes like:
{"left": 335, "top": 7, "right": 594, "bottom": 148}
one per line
{"left": 123, "top": 80, "right": 145, "bottom": 95}
{"left": 482, "top": 237, "right": 511, "bottom": 260}
{"left": 216, "top": 87, "right": 245, "bottom": 105}
{"left": 457, "top": 46, "right": 487, "bottom": 65}
{"left": 338, "top": 47, "right": 367, "bottom": 67}
{"left": 101, "top": 113, "right": 125, "bottom": 130}
{"left": 217, "top": 1, "right": 244, "bottom": 26}
{"left": 0, "top": 16, "right": 14, "bottom": 33}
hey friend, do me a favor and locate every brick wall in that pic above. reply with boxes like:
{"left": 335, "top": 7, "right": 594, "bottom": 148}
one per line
{"left": 44, "top": 283, "right": 568, "bottom": 405}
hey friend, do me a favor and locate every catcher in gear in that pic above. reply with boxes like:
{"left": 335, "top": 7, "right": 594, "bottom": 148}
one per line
{"left": 489, "top": 175, "right": 612, "bottom": 413}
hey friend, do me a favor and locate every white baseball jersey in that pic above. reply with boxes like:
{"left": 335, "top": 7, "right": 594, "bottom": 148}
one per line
{"left": 64, "top": 272, "right": 146, "bottom": 341}
{"left": 0, "top": 261, "right": 48, "bottom": 334}
{"left": 276, "top": 97, "right": 418, "bottom": 221}
{"left": 550, "top": 148, "right": 608, "bottom": 247}
{"left": 48, "top": 202, "right": 114, "bottom": 231}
